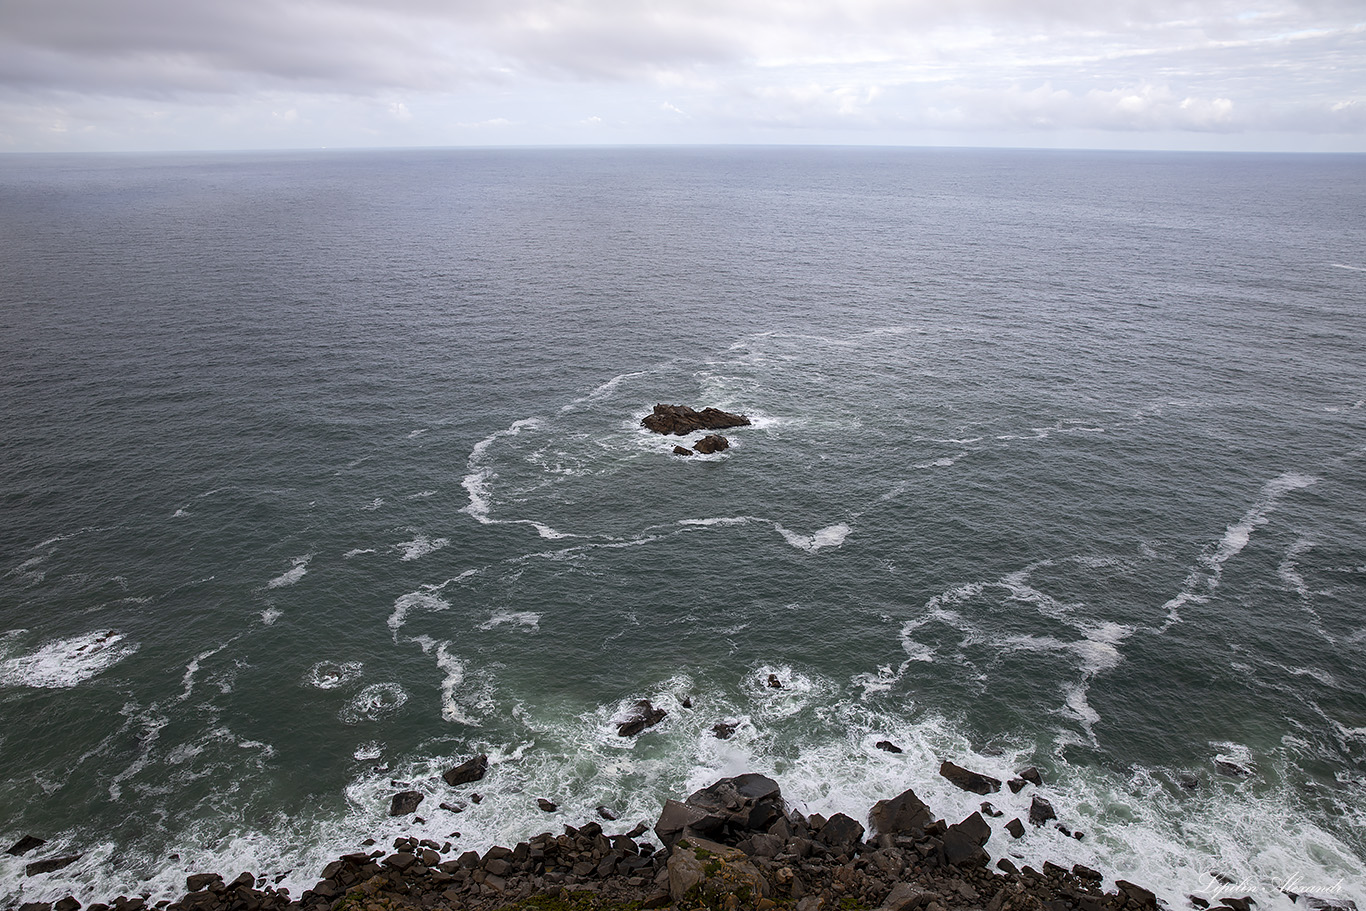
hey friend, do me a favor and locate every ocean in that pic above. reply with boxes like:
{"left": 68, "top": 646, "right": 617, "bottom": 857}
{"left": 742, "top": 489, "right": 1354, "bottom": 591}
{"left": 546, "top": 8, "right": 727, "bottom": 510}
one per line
{"left": 1, "top": 146, "right": 1363, "bottom": 909}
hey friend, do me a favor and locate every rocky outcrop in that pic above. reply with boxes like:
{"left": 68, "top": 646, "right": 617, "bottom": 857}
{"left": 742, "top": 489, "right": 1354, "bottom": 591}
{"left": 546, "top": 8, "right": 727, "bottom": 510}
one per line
{"left": 692, "top": 434, "right": 730, "bottom": 454}
{"left": 6, "top": 835, "right": 45, "bottom": 856}
{"left": 388, "top": 791, "right": 424, "bottom": 817}
{"left": 616, "top": 699, "right": 667, "bottom": 737}
{"left": 939, "top": 760, "right": 1002, "bottom": 795}
{"left": 443, "top": 754, "right": 488, "bottom": 787}
{"left": 642, "top": 404, "right": 751, "bottom": 436}
{"left": 79, "top": 772, "right": 1172, "bottom": 911}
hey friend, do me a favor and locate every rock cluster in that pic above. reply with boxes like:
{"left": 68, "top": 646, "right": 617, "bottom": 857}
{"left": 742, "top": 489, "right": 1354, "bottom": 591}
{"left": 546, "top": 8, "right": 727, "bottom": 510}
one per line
{"left": 26, "top": 773, "right": 1190, "bottom": 911}
{"left": 642, "top": 405, "right": 751, "bottom": 437}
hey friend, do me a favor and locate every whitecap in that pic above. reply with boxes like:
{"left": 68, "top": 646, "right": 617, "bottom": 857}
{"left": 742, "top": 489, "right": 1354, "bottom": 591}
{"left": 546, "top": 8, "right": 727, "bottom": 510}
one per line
{"left": 479, "top": 611, "right": 542, "bottom": 631}
{"left": 353, "top": 741, "right": 385, "bottom": 761}
{"left": 775, "top": 523, "right": 851, "bottom": 552}
{"left": 342, "top": 548, "right": 376, "bottom": 559}
{"left": 362, "top": 498, "right": 385, "bottom": 511}
{"left": 395, "top": 534, "right": 449, "bottom": 561}
{"left": 407, "top": 428, "right": 428, "bottom": 439}
{"left": 0, "top": 630, "right": 139, "bottom": 688}
{"left": 339, "top": 683, "right": 408, "bottom": 723}
{"left": 306, "top": 660, "right": 363, "bottom": 690}
{"left": 266, "top": 555, "right": 311, "bottom": 589}
{"left": 260, "top": 608, "right": 281, "bottom": 626}
{"left": 679, "top": 517, "right": 752, "bottom": 527}
{"left": 388, "top": 590, "right": 450, "bottom": 635}
{"left": 172, "top": 507, "right": 189, "bottom": 518}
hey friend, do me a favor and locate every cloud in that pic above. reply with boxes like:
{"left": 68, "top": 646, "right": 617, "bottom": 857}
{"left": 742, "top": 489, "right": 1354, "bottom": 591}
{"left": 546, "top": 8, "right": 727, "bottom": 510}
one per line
{"left": 0, "top": 0, "right": 1362, "bottom": 149}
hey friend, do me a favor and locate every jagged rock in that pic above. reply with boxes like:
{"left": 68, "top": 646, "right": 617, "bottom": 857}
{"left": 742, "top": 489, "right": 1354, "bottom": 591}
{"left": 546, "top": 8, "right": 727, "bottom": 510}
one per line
{"left": 1028, "top": 795, "right": 1057, "bottom": 827}
{"left": 881, "top": 883, "right": 941, "bottom": 911}
{"left": 1180, "top": 774, "right": 1200, "bottom": 790}
{"left": 681, "top": 696, "right": 692, "bottom": 708}
{"left": 766, "top": 674, "right": 783, "bottom": 689}
{"left": 53, "top": 898, "right": 80, "bottom": 911}
{"left": 655, "top": 773, "right": 785, "bottom": 851}
{"left": 943, "top": 812, "right": 991, "bottom": 867}
{"left": 868, "top": 787, "right": 933, "bottom": 837}
{"left": 667, "top": 837, "right": 770, "bottom": 904}
{"left": 673, "top": 446, "right": 693, "bottom": 456}
{"left": 389, "top": 790, "right": 424, "bottom": 816}
{"left": 1215, "top": 759, "right": 1253, "bottom": 778}
{"left": 185, "top": 873, "right": 222, "bottom": 892}
{"left": 876, "top": 740, "right": 904, "bottom": 754}
{"left": 617, "top": 699, "right": 667, "bottom": 736}
{"left": 537, "top": 798, "right": 558, "bottom": 812}
{"left": 1008, "top": 778, "right": 1028, "bottom": 793}
{"left": 939, "top": 760, "right": 1002, "bottom": 794}
{"left": 596, "top": 805, "right": 618, "bottom": 821}
{"left": 1118, "top": 880, "right": 1159, "bottom": 910}
{"left": 1005, "top": 818, "right": 1025, "bottom": 839}
{"left": 1017, "top": 767, "right": 1043, "bottom": 786}
{"left": 980, "top": 802, "right": 1003, "bottom": 818}
{"left": 712, "top": 721, "right": 738, "bottom": 740}
{"left": 25, "top": 855, "right": 81, "bottom": 876}
{"left": 693, "top": 434, "right": 730, "bottom": 454}
{"left": 443, "top": 754, "right": 489, "bottom": 786}
{"left": 816, "top": 813, "right": 864, "bottom": 848}
{"left": 642, "top": 404, "right": 751, "bottom": 436}
{"left": 7, "top": 835, "right": 46, "bottom": 856}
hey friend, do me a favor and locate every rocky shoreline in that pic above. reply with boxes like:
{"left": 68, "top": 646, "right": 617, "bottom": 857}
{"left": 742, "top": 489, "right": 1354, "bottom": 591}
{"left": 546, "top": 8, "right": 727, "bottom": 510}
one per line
{"left": 15, "top": 765, "right": 1273, "bottom": 911}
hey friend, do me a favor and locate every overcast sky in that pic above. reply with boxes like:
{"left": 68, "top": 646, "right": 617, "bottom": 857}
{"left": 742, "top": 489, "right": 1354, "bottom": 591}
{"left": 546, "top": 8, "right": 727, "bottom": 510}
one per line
{"left": 1, "top": 0, "right": 1362, "bottom": 153}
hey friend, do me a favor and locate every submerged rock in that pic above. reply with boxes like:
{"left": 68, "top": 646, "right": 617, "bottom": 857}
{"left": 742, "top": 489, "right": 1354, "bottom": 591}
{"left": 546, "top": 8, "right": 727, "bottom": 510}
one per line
{"left": 642, "top": 404, "right": 751, "bottom": 436}
{"left": 25, "top": 855, "right": 81, "bottom": 876}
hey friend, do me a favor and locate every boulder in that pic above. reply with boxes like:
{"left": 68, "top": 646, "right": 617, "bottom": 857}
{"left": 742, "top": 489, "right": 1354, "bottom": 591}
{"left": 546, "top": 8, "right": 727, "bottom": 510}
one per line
{"left": 1005, "top": 818, "right": 1025, "bottom": 839}
{"left": 1028, "top": 795, "right": 1057, "bottom": 827}
{"left": 868, "top": 787, "right": 933, "bottom": 837}
{"left": 537, "top": 798, "right": 558, "bottom": 812}
{"left": 25, "top": 855, "right": 81, "bottom": 877}
{"left": 656, "top": 774, "right": 785, "bottom": 851}
{"left": 875, "top": 740, "right": 904, "bottom": 754}
{"left": 667, "top": 837, "right": 770, "bottom": 905}
{"left": 389, "top": 791, "right": 424, "bottom": 816}
{"left": 642, "top": 404, "right": 751, "bottom": 436}
{"left": 596, "top": 805, "right": 618, "bottom": 821}
{"left": 7, "top": 835, "right": 46, "bottom": 857}
{"left": 672, "top": 446, "right": 693, "bottom": 457}
{"left": 712, "top": 721, "right": 738, "bottom": 740}
{"left": 939, "top": 760, "right": 1002, "bottom": 794}
{"left": 693, "top": 435, "right": 730, "bottom": 454}
{"left": 443, "top": 754, "right": 488, "bottom": 787}
{"left": 1017, "top": 766, "right": 1043, "bottom": 786}
{"left": 815, "top": 813, "right": 864, "bottom": 848}
{"left": 617, "top": 699, "right": 667, "bottom": 737}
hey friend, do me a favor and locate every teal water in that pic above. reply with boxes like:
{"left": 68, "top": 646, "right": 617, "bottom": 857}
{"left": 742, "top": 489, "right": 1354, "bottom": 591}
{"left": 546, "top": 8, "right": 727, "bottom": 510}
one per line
{"left": 1, "top": 147, "right": 1364, "bottom": 908}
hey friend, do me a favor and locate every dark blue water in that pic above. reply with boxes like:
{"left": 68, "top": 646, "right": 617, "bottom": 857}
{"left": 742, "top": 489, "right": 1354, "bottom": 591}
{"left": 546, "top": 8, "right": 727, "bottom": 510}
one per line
{"left": 2, "top": 147, "right": 1364, "bottom": 909}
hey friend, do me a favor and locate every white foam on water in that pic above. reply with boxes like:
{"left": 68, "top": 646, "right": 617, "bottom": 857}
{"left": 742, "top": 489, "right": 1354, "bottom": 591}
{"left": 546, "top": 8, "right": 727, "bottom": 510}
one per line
{"left": 558, "top": 371, "right": 646, "bottom": 413}
{"left": 342, "top": 548, "right": 376, "bottom": 559}
{"left": 1330, "top": 262, "right": 1365, "bottom": 271}
{"left": 387, "top": 590, "right": 450, "bottom": 636}
{"left": 775, "top": 522, "right": 851, "bottom": 552}
{"left": 179, "top": 643, "right": 232, "bottom": 702}
{"left": 362, "top": 498, "right": 385, "bottom": 511}
{"left": 408, "top": 490, "right": 437, "bottom": 498}
{"left": 1157, "top": 473, "right": 1318, "bottom": 631}
{"left": 462, "top": 418, "right": 542, "bottom": 524}
{"left": 479, "top": 611, "right": 542, "bottom": 632}
{"left": 434, "top": 642, "right": 494, "bottom": 726}
{"left": 0, "top": 630, "right": 139, "bottom": 689}
{"left": 394, "top": 533, "right": 449, "bottom": 561}
{"left": 407, "top": 428, "right": 428, "bottom": 438}
{"left": 339, "top": 683, "right": 408, "bottom": 724}
{"left": 914, "top": 454, "right": 964, "bottom": 469}
{"left": 266, "top": 555, "right": 311, "bottom": 589}
{"left": 353, "top": 740, "right": 385, "bottom": 761}
{"left": 260, "top": 608, "right": 281, "bottom": 626}
{"left": 679, "top": 516, "right": 753, "bottom": 527}
{"left": 305, "top": 660, "right": 364, "bottom": 690}
{"left": 172, "top": 507, "right": 189, "bottom": 518}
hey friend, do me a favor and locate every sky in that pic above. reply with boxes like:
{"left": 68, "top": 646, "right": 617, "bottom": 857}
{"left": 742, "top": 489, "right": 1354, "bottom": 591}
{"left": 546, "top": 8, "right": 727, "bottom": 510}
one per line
{"left": 0, "top": 0, "right": 1363, "bottom": 153}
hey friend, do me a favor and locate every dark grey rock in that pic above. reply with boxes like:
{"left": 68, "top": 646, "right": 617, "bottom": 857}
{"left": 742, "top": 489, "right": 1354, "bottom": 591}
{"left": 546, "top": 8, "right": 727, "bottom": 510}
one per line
{"left": 7, "top": 835, "right": 46, "bottom": 857}
{"left": 693, "top": 434, "right": 730, "bottom": 454}
{"left": 1017, "top": 766, "right": 1043, "bottom": 786}
{"left": 596, "top": 805, "right": 618, "bottom": 821}
{"left": 875, "top": 740, "right": 903, "bottom": 754}
{"left": 389, "top": 790, "right": 424, "bottom": 816}
{"left": 672, "top": 446, "right": 693, "bottom": 457}
{"left": 25, "top": 855, "right": 81, "bottom": 876}
{"left": 642, "top": 404, "right": 751, "bottom": 436}
{"left": 537, "top": 798, "right": 558, "bottom": 812}
{"left": 1005, "top": 818, "right": 1025, "bottom": 839}
{"left": 712, "top": 721, "right": 738, "bottom": 740}
{"left": 939, "top": 760, "right": 1002, "bottom": 795}
{"left": 867, "top": 787, "right": 933, "bottom": 837}
{"left": 1028, "top": 795, "right": 1057, "bottom": 827}
{"left": 816, "top": 813, "right": 864, "bottom": 848}
{"left": 443, "top": 754, "right": 489, "bottom": 787}
{"left": 617, "top": 700, "right": 667, "bottom": 737}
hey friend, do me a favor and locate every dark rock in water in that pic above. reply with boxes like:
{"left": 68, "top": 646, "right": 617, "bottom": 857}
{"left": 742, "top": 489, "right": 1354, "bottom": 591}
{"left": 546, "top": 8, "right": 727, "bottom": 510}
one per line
{"left": 693, "top": 434, "right": 730, "bottom": 454}
{"left": 712, "top": 721, "right": 738, "bottom": 740}
{"left": 1008, "top": 778, "right": 1027, "bottom": 793}
{"left": 439, "top": 801, "right": 464, "bottom": 813}
{"left": 53, "top": 898, "right": 80, "bottom": 911}
{"left": 1056, "top": 823, "right": 1073, "bottom": 837}
{"left": 1221, "top": 898, "right": 1253, "bottom": 911}
{"left": 469, "top": 792, "right": 482, "bottom": 803}
{"left": 617, "top": 699, "right": 667, "bottom": 736}
{"left": 1017, "top": 766, "right": 1043, "bottom": 786}
{"left": 1215, "top": 759, "right": 1253, "bottom": 778}
{"left": 7, "top": 835, "right": 46, "bottom": 856}
{"left": 1296, "top": 897, "right": 1359, "bottom": 911}
{"left": 25, "top": 854, "right": 81, "bottom": 876}
{"left": 596, "top": 805, "right": 618, "bottom": 821}
{"left": 443, "top": 754, "right": 488, "bottom": 786}
{"left": 389, "top": 791, "right": 424, "bottom": 816}
{"left": 816, "top": 813, "right": 864, "bottom": 848}
{"left": 953, "top": 811, "right": 992, "bottom": 846}
{"left": 681, "top": 696, "right": 692, "bottom": 708}
{"left": 942, "top": 825, "right": 990, "bottom": 867}
{"left": 766, "top": 673, "right": 783, "bottom": 689}
{"left": 1028, "top": 795, "right": 1057, "bottom": 826}
{"left": 1180, "top": 774, "right": 1200, "bottom": 790}
{"left": 642, "top": 404, "right": 751, "bottom": 436}
{"left": 656, "top": 773, "right": 785, "bottom": 851}
{"left": 185, "top": 873, "right": 222, "bottom": 892}
{"left": 672, "top": 446, "right": 692, "bottom": 456}
{"left": 867, "top": 786, "right": 933, "bottom": 837}
{"left": 537, "top": 798, "right": 558, "bottom": 812}
{"left": 1118, "top": 880, "right": 1159, "bottom": 911}
{"left": 875, "top": 740, "right": 903, "bottom": 754}
{"left": 939, "top": 760, "right": 1002, "bottom": 794}
{"left": 1190, "top": 897, "right": 1212, "bottom": 909}
{"left": 980, "top": 801, "right": 1003, "bottom": 818}
{"left": 1005, "top": 818, "right": 1026, "bottom": 839}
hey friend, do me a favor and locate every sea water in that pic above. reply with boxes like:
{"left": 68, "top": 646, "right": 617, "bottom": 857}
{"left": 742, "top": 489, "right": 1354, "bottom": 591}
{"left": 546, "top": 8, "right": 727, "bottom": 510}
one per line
{"left": 1, "top": 146, "right": 1363, "bottom": 908}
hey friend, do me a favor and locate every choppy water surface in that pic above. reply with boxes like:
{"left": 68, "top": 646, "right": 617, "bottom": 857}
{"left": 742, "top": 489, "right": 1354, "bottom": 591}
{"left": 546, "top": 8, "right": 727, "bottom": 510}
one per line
{"left": 1, "top": 147, "right": 1364, "bottom": 908}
